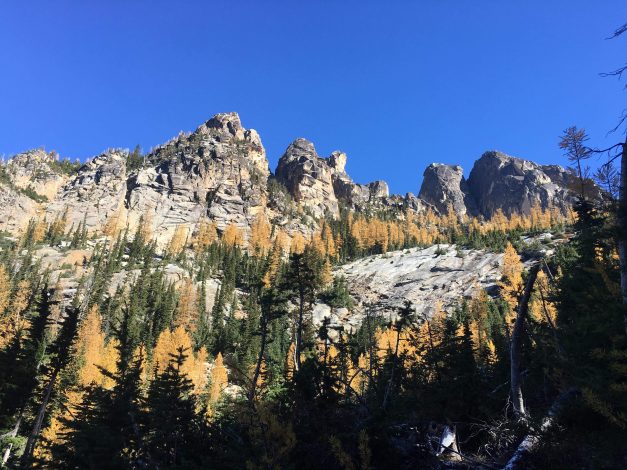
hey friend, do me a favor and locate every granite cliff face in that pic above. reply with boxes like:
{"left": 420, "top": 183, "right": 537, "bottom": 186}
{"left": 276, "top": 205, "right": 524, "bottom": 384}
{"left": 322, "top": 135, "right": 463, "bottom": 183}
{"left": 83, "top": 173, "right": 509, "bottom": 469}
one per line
{"left": 125, "top": 112, "right": 271, "bottom": 242}
{"left": 275, "top": 139, "right": 391, "bottom": 219}
{"left": 6, "top": 150, "right": 69, "bottom": 200}
{"left": 1, "top": 113, "right": 591, "bottom": 245}
{"left": 0, "top": 150, "right": 72, "bottom": 232}
{"left": 274, "top": 139, "right": 340, "bottom": 219}
{"left": 466, "top": 151, "right": 578, "bottom": 217}
{"left": 46, "top": 150, "right": 128, "bottom": 232}
{"left": 419, "top": 163, "right": 477, "bottom": 217}
{"left": 419, "top": 151, "right": 584, "bottom": 218}
{"left": 42, "top": 113, "right": 278, "bottom": 245}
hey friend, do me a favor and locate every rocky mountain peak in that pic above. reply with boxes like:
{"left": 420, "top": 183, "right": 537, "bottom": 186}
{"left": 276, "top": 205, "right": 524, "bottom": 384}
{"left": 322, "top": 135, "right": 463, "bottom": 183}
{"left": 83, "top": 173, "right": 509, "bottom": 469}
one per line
{"left": 5, "top": 149, "right": 70, "bottom": 201}
{"left": 275, "top": 138, "right": 395, "bottom": 218}
{"left": 327, "top": 151, "right": 347, "bottom": 173}
{"left": 4, "top": 112, "right": 593, "bottom": 248}
{"left": 275, "top": 139, "right": 339, "bottom": 219}
{"left": 203, "top": 112, "right": 246, "bottom": 140}
{"left": 419, "top": 163, "right": 476, "bottom": 216}
{"left": 467, "top": 150, "right": 575, "bottom": 217}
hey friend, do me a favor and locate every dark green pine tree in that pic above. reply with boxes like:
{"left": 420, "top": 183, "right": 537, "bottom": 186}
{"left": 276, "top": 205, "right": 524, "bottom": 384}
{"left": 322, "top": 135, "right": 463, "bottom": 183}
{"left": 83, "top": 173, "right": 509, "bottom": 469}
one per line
{"left": 145, "top": 347, "right": 205, "bottom": 468}
{"left": 286, "top": 245, "right": 324, "bottom": 372}
{"left": 21, "top": 301, "right": 81, "bottom": 467}
{"left": 0, "top": 284, "right": 51, "bottom": 465}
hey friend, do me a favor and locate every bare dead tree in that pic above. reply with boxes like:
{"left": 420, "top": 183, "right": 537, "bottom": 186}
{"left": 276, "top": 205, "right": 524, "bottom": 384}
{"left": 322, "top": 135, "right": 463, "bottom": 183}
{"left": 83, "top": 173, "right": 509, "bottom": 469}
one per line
{"left": 510, "top": 264, "right": 540, "bottom": 419}
{"left": 503, "top": 388, "right": 580, "bottom": 470}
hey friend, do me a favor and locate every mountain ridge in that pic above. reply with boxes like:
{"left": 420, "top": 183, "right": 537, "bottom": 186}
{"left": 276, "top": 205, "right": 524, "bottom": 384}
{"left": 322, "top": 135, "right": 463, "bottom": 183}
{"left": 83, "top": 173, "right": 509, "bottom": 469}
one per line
{"left": 0, "top": 112, "right": 584, "bottom": 243}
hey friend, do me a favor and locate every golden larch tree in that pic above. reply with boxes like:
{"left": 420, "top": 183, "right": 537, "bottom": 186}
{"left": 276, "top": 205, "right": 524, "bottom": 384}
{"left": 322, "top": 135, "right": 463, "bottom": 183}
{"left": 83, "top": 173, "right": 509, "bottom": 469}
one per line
{"left": 192, "top": 218, "right": 218, "bottom": 253}
{"left": 249, "top": 215, "right": 272, "bottom": 256}
{"left": 222, "top": 223, "right": 244, "bottom": 247}
{"left": 209, "top": 352, "right": 228, "bottom": 403}
{"left": 290, "top": 232, "right": 306, "bottom": 254}
{"left": 0, "top": 264, "right": 10, "bottom": 315}
{"left": 174, "top": 278, "right": 197, "bottom": 331}
{"left": 167, "top": 225, "right": 189, "bottom": 257}
{"left": 499, "top": 242, "right": 524, "bottom": 326}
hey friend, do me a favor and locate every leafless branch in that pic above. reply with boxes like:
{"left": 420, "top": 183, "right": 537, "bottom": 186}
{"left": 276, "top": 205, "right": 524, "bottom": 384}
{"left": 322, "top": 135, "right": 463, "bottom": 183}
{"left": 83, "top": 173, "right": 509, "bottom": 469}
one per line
{"left": 606, "top": 22, "right": 627, "bottom": 39}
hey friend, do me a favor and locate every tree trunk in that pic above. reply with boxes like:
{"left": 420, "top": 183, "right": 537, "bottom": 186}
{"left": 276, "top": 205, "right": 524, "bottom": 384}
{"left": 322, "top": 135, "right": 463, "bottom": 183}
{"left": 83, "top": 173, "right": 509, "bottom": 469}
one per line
{"left": 436, "top": 424, "right": 459, "bottom": 458}
{"left": 382, "top": 323, "right": 402, "bottom": 410}
{"left": 510, "top": 264, "right": 540, "bottom": 419}
{"left": 295, "top": 290, "right": 304, "bottom": 372}
{"left": 21, "top": 368, "right": 59, "bottom": 468}
{"left": 249, "top": 317, "right": 268, "bottom": 403}
{"left": 503, "top": 388, "right": 579, "bottom": 470}
{"left": 618, "top": 140, "right": 627, "bottom": 335}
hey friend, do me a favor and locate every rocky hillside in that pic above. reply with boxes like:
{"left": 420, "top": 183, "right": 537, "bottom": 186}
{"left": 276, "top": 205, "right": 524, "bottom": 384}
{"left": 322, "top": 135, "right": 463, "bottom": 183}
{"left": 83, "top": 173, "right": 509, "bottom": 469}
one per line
{"left": 1, "top": 112, "right": 585, "bottom": 244}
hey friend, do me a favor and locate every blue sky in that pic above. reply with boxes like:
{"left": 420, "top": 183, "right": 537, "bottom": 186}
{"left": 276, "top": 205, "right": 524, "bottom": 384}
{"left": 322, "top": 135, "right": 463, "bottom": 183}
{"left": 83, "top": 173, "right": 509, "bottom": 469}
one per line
{"left": 1, "top": 1, "right": 625, "bottom": 195}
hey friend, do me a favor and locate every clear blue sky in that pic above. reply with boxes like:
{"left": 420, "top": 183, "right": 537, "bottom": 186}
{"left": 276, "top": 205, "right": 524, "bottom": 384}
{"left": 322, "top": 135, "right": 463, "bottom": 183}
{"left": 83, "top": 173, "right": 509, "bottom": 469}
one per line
{"left": 1, "top": 1, "right": 625, "bottom": 195}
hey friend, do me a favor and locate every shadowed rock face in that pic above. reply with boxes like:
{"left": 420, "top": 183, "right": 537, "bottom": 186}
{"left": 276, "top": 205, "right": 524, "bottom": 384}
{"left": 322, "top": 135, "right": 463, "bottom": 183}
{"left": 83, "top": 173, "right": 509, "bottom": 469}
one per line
{"left": 419, "top": 163, "right": 477, "bottom": 216}
{"left": 467, "top": 151, "right": 577, "bottom": 217}
{"left": 275, "top": 140, "right": 392, "bottom": 218}
{"left": 275, "top": 138, "right": 339, "bottom": 219}
{"left": 419, "top": 151, "right": 585, "bottom": 219}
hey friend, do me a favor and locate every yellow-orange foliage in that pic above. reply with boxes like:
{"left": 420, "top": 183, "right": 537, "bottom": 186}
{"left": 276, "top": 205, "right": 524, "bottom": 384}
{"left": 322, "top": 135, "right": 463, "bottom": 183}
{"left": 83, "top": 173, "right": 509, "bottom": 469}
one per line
{"left": 0, "top": 279, "right": 30, "bottom": 348}
{"left": 222, "top": 223, "right": 244, "bottom": 247}
{"left": 374, "top": 326, "right": 416, "bottom": 364}
{"left": 75, "top": 306, "right": 118, "bottom": 388}
{"left": 530, "top": 270, "right": 558, "bottom": 325}
{"left": 167, "top": 225, "right": 189, "bottom": 256}
{"left": 209, "top": 352, "right": 228, "bottom": 402}
{"left": 320, "top": 258, "right": 333, "bottom": 287}
{"left": 174, "top": 278, "right": 197, "bottom": 330}
{"left": 263, "top": 234, "right": 286, "bottom": 288}
{"left": 192, "top": 218, "right": 218, "bottom": 253}
{"left": 286, "top": 342, "right": 296, "bottom": 381}
{"left": 0, "top": 265, "right": 9, "bottom": 315}
{"left": 153, "top": 326, "right": 207, "bottom": 393}
{"left": 48, "top": 208, "right": 69, "bottom": 241}
{"left": 290, "top": 233, "right": 306, "bottom": 254}
{"left": 499, "top": 242, "right": 523, "bottom": 325}
{"left": 32, "top": 218, "right": 47, "bottom": 244}
{"left": 35, "top": 389, "right": 83, "bottom": 462}
{"left": 249, "top": 215, "right": 272, "bottom": 256}
{"left": 468, "top": 288, "right": 497, "bottom": 363}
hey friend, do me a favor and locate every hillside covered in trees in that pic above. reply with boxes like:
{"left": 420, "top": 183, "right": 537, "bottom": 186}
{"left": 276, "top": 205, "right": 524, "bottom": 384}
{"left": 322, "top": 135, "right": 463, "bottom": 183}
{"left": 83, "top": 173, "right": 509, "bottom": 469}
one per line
{"left": 0, "top": 131, "right": 626, "bottom": 468}
{"left": 1, "top": 13, "right": 627, "bottom": 467}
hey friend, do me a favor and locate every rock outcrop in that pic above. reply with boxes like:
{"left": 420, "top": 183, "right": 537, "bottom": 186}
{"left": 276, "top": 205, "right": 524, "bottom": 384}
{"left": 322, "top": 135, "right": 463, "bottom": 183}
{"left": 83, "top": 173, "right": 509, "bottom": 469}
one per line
{"left": 467, "top": 151, "right": 577, "bottom": 217}
{"left": 275, "top": 140, "right": 391, "bottom": 218}
{"left": 275, "top": 139, "right": 340, "bottom": 219}
{"left": 44, "top": 113, "right": 275, "bottom": 245}
{"left": 46, "top": 150, "right": 129, "bottom": 232}
{"left": 312, "top": 244, "right": 504, "bottom": 333}
{"left": 0, "top": 184, "right": 40, "bottom": 232}
{"left": 419, "top": 151, "right": 584, "bottom": 219}
{"left": 5, "top": 113, "right": 593, "bottom": 245}
{"left": 125, "top": 112, "right": 270, "bottom": 243}
{"left": 419, "top": 163, "right": 477, "bottom": 216}
{"left": 6, "top": 149, "right": 69, "bottom": 200}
